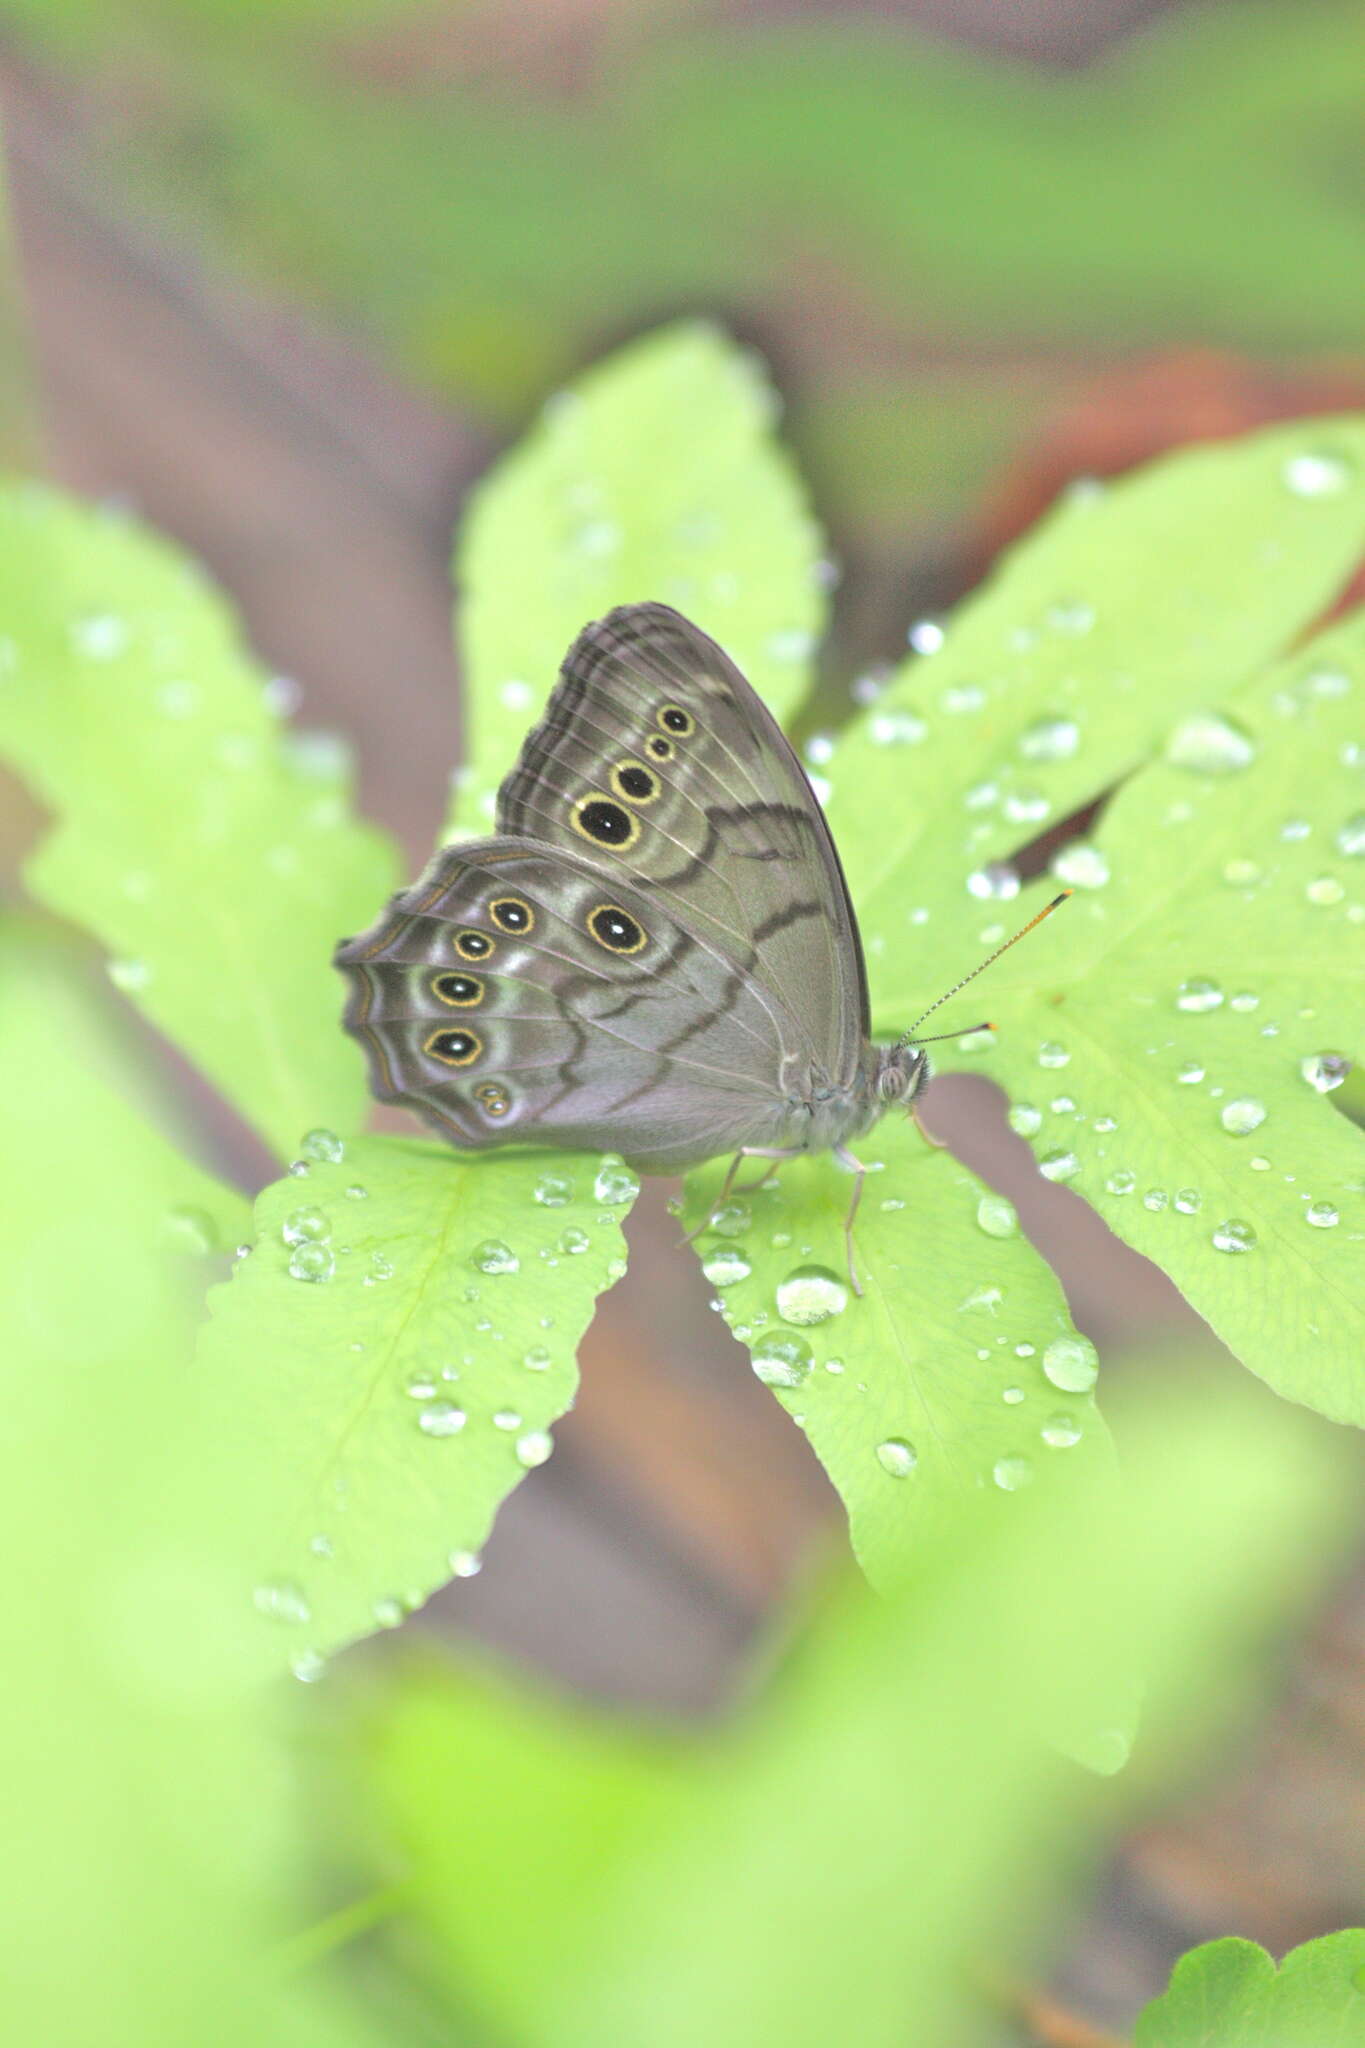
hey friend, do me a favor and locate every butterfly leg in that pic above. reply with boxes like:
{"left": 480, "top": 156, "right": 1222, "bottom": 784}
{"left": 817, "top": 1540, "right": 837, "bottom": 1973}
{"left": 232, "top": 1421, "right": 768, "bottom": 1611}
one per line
{"left": 911, "top": 1104, "right": 949, "bottom": 1150}
{"left": 680, "top": 1146, "right": 803, "bottom": 1248}
{"left": 833, "top": 1142, "right": 868, "bottom": 1297}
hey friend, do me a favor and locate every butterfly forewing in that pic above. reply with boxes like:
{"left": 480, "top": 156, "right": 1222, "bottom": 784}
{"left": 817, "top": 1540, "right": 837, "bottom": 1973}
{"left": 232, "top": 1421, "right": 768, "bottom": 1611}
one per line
{"left": 495, "top": 603, "right": 869, "bottom": 1087}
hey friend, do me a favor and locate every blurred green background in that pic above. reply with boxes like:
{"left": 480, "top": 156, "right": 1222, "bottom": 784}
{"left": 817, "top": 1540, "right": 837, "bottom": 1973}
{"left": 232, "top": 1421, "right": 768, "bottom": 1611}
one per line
{"left": 0, "top": 2, "right": 1363, "bottom": 2041}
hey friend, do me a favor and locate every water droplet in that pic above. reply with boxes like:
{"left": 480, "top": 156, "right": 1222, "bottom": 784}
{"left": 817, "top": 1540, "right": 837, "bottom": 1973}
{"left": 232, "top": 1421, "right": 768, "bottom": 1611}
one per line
{"left": 1093, "top": 1114, "right": 1117, "bottom": 1133}
{"left": 875, "top": 1437, "right": 917, "bottom": 1477}
{"left": 1164, "top": 712, "right": 1256, "bottom": 775}
{"left": 1223, "top": 856, "right": 1262, "bottom": 887}
{"left": 288, "top": 1242, "right": 335, "bottom": 1283}
{"left": 1008, "top": 1104, "right": 1043, "bottom": 1137}
{"left": 1282, "top": 449, "right": 1353, "bottom": 497}
{"left": 1002, "top": 1385, "right": 1025, "bottom": 1405}
{"left": 1306, "top": 874, "right": 1346, "bottom": 906}
{"left": 1043, "top": 1335, "right": 1098, "bottom": 1392}
{"left": 372, "top": 1597, "right": 405, "bottom": 1629}
{"left": 1281, "top": 817, "right": 1311, "bottom": 842}
{"left": 1003, "top": 788, "right": 1051, "bottom": 825}
{"left": 165, "top": 1204, "right": 217, "bottom": 1254}
{"left": 1174, "top": 1188, "right": 1202, "bottom": 1214}
{"left": 449, "top": 1550, "right": 482, "bottom": 1578}
{"left": 593, "top": 1157, "right": 640, "bottom": 1205}
{"left": 71, "top": 610, "right": 129, "bottom": 659}
{"left": 1049, "top": 1094, "right": 1076, "bottom": 1114}
{"left": 533, "top": 1171, "right": 575, "bottom": 1207}
{"left": 1249, "top": 1155, "right": 1271, "bottom": 1172}
{"left": 492, "top": 1409, "right": 522, "bottom": 1431}
{"left": 471, "top": 1239, "right": 519, "bottom": 1275}
{"left": 776, "top": 1265, "right": 848, "bottom": 1326}
{"left": 1212, "top": 1219, "right": 1257, "bottom": 1254}
{"left": 1220, "top": 1097, "right": 1267, "bottom": 1136}
{"left": 1301, "top": 1051, "right": 1350, "bottom": 1093}
{"left": 1229, "top": 992, "right": 1259, "bottom": 1013}
{"left": 993, "top": 1455, "right": 1034, "bottom": 1492}
{"left": 1176, "top": 978, "right": 1223, "bottom": 1014}
{"left": 1142, "top": 1188, "right": 1169, "bottom": 1212}
{"left": 1037, "top": 1041, "right": 1071, "bottom": 1069}
{"left": 751, "top": 1335, "right": 814, "bottom": 1389}
{"left": 405, "top": 1373, "right": 437, "bottom": 1400}
{"left": 522, "top": 1345, "right": 552, "bottom": 1372}
{"left": 1305, "top": 1201, "right": 1340, "bottom": 1229}
{"left": 254, "top": 1580, "right": 311, "bottom": 1625}
{"left": 1018, "top": 713, "right": 1079, "bottom": 762}
{"left": 1038, "top": 1148, "right": 1079, "bottom": 1182}
{"left": 419, "top": 1403, "right": 467, "bottom": 1437}
{"left": 1177, "top": 1059, "right": 1205, "bottom": 1084}
{"left": 345, "top": 1183, "right": 368, "bottom": 1201}
{"left": 515, "top": 1429, "right": 553, "bottom": 1468}
{"left": 1335, "top": 813, "right": 1365, "bottom": 857}
{"left": 1047, "top": 599, "right": 1095, "bottom": 635}
{"left": 107, "top": 957, "right": 152, "bottom": 993}
{"left": 557, "top": 1227, "right": 590, "bottom": 1256}
{"left": 1106, "top": 1170, "right": 1135, "bottom": 1196}
{"left": 1052, "top": 842, "right": 1110, "bottom": 890}
{"left": 976, "top": 1192, "right": 1018, "bottom": 1239}
{"left": 868, "top": 707, "right": 927, "bottom": 747}
{"left": 702, "top": 1245, "right": 752, "bottom": 1288}
{"left": 706, "top": 1200, "right": 751, "bottom": 1239}
{"left": 967, "top": 861, "right": 1020, "bottom": 901}
{"left": 1041, "top": 1413, "right": 1082, "bottom": 1448}
{"left": 908, "top": 618, "right": 945, "bottom": 655}
{"left": 300, "top": 1129, "right": 345, "bottom": 1164}
{"left": 281, "top": 1205, "right": 330, "bottom": 1246}
{"left": 879, "top": 1196, "right": 906, "bottom": 1213}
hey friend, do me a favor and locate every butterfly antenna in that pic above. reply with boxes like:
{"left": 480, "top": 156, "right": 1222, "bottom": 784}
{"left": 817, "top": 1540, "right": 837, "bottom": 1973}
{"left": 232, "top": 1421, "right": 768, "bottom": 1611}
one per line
{"left": 894, "top": 891, "right": 1072, "bottom": 1051}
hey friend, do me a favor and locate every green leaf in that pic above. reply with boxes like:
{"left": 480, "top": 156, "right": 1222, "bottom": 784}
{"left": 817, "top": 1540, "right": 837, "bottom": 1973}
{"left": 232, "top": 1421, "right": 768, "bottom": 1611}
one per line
{"left": 447, "top": 320, "right": 825, "bottom": 836}
{"left": 198, "top": 1135, "right": 633, "bottom": 1666}
{"left": 0, "top": 483, "right": 400, "bottom": 1160}
{"left": 1135, "top": 1930, "right": 1365, "bottom": 2047}
{"left": 685, "top": 1116, "right": 1114, "bottom": 1588}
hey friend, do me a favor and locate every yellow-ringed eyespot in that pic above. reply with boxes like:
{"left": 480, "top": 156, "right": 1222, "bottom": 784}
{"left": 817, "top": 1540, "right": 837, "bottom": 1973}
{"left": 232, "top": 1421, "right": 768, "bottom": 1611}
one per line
{"left": 609, "top": 758, "right": 660, "bottom": 805}
{"left": 646, "top": 733, "right": 673, "bottom": 761}
{"left": 432, "top": 971, "right": 484, "bottom": 1007}
{"left": 425, "top": 1026, "right": 481, "bottom": 1067}
{"left": 454, "top": 928, "right": 494, "bottom": 961}
{"left": 656, "top": 702, "right": 695, "bottom": 737}
{"left": 570, "top": 793, "right": 640, "bottom": 851}
{"left": 473, "top": 1081, "right": 511, "bottom": 1118}
{"left": 489, "top": 895, "right": 534, "bottom": 935}
{"left": 587, "top": 903, "right": 647, "bottom": 955}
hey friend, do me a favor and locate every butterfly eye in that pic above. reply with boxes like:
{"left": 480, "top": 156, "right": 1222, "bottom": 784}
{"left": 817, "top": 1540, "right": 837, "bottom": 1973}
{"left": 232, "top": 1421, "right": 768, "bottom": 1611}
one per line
{"left": 609, "top": 759, "right": 660, "bottom": 805}
{"left": 425, "top": 1026, "right": 482, "bottom": 1066}
{"left": 657, "top": 703, "right": 695, "bottom": 737}
{"left": 646, "top": 734, "right": 673, "bottom": 761}
{"left": 489, "top": 895, "right": 534, "bottom": 935}
{"left": 571, "top": 794, "right": 641, "bottom": 850}
{"left": 432, "top": 972, "right": 483, "bottom": 1007}
{"left": 454, "top": 929, "right": 494, "bottom": 961}
{"left": 587, "top": 903, "right": 647, "bottom": 954}
{"left": 473, "top": 1081, "right": 511, "bottom": 1118}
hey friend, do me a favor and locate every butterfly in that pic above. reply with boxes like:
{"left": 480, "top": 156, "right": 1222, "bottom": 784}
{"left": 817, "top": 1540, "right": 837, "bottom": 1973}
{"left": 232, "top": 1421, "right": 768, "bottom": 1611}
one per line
{"left": 335, "top": 603, "right": 1065, "bottom": 1293}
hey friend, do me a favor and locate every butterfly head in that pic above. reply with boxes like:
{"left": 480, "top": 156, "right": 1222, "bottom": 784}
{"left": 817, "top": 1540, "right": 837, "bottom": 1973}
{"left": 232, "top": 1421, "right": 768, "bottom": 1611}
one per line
{"left": 872, "top": 1041, "right": 931, "bottom": 1108}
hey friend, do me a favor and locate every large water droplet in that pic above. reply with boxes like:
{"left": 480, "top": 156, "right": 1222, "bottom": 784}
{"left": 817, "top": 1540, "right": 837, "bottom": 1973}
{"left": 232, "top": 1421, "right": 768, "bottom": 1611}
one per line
{"left": 288, "top": 1242, "right": 335, "bottom": 1283}
{"left": 966, "top": 861, "right": 1020, "bottom": 901}
{"left": 775, "top": 1265, "right": 848, "bottom": 1325}
{"left": 1212, "top": 1218, "right": 1257, "bottom": 1254}
{"left": 1018, "top": 713, "right": 1079, "bottom": 761}
{"left": 1164, "top": 712, "right": 1256, "bottom": 776}
{"left": 875, "top": 1437, "right": 917, "bottom": 1477}
{"left": 1008, "top": 1104, "right": 1043, "bottom": 1137}
{"left": 1042, "top": 1334, "right": 1098, "bottom": 1392}
{"left": 1220, "top": 1097, "right": 1267, "bottom": 1136}
{"left": 282, "top": 1205, "right": 330, "bottom": 1246}
{"left": 1037, "top": 1041, "right": 1071, "bottom": 1069}
{"left": 702, "top": 1245, "right": 752, "bottom": 1288}
{"left": 557, "top": 1227, "right": 590, "bottom": 1255}
{"left": 976, "top": 1191, "right": 1019, "bottom": 1238}
{"left": 1282, "top": 449, "right": 1353, "bottom": 497}
{"left": 1176, "top": 978, "right": 1223, "bottom": 1013}
{"left": 1105, "top": 1170, "right": 1135, "bottom": 1196}
{"left": 751, "top": 1335, "right": 814, "bottom": 1389}
{"left": 1300, "top": 1051, "right": 1350, "bottom": 1093}
{"left": 1174, "top": 1187, "right": 1202, "bottom": 1214}
{"left": 1038, "top": 1148, "right": 1079, "bottom": 1182}
{"left": 254, "top": 1579, "right": 311, "bottom": 1625}
{"left": 300, "top": 1129, "right": 345, "bottom": 1164}
{"left": 593, "top": 1157, "right": 640, "bottom": 1205}
{"left": 1052, "top": 842, "right": 1110, "bottom": 890}
{"left": 450, "top": 1550, "right": 483, "bottom": 1578}
{"left": 1041, "top": 1413, "right": 1082, "bottom": 1448}
{"left": 419, "top": 1403, "right": 467, "bottom": 1437}
{"left": 515, "top": 1430, "right": 553, "bottom": 1468}
{"left": 471, "top": 1239, "right": 519, "bottom": 1275}
{"left": 908, "top": 618, "right": 945, "bottom": 655}
{"left": 533, "top": 1171, "right": 575, "bottom": 1207}
{"left": 1305, "top": 1201, "right": 1340, "bottom": 1229}
{"left": 993, "top": 1455, "right": 1034, "bottom": 1492}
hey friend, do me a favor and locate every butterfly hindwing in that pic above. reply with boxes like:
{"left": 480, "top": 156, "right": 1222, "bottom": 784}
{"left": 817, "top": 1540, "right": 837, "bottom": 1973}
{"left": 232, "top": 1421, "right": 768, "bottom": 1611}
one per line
{"left": 495, "top": 603, "right": 869, "bottom": 1086}
{"left": 335, "top": 838, "right": 793, "bottom": 1173}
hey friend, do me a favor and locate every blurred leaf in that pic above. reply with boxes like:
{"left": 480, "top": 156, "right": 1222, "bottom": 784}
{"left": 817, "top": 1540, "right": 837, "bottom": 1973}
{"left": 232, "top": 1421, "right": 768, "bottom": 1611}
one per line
{"left": 825, "top": 422, "right": 1365, "bottom": 1419}
{"left": 685, "top": 1114, "right": 1114, "bottom": 1587}
{"left": 0, "top": 915, "right": 381, "bottom": 2048}
{"left": 448, "top": 320, "right": 824, "bottom": 836}
{"left": 0, "top": 484, "right": 400, "bottom": 1160}
{"left": 198, "top": 1134, "right": 632, "bottom": 1668}
{"left": 1135, "top": 1930, "right": 1365, "bottom": 2047}
{"left": 358, "top": 1370, "right": 1354, "bottom": 2048}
